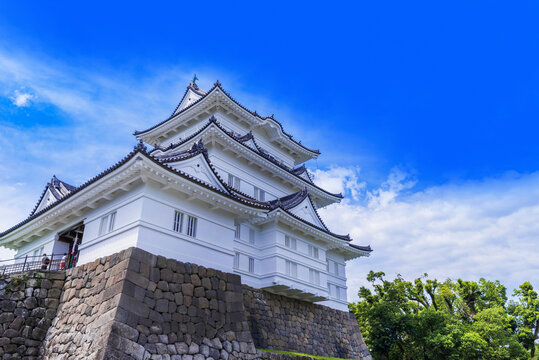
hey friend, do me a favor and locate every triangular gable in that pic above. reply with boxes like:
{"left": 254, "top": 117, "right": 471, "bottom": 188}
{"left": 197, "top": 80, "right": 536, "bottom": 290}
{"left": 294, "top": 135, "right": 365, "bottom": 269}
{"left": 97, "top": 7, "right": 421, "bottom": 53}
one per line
{"left": 30, "top": 176, "right": 76, "bottom": 216}
{"left": 241, "top": 137, "right": 258, "bottom": 151}
{"left": 286, "top": 196, "right": 326, "bottom": 229}
{"left": 297, "top": 170, "right": 313, "bottom": 183}
{"left": 173, "top": 85, "right": 206, "bottom": 115}
{"left": 166, "top": 153, "right": 227, "bottom": 192}
{"left": 136, "top": 82, "right": 319, "bottom": 164}
{"left": 34, "top": 188, "right": 59, "bottom": 215}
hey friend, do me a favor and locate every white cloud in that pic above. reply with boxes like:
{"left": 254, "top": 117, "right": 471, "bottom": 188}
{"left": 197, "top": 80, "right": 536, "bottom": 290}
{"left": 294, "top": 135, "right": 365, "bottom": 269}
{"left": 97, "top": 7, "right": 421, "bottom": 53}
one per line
{"left": 311, "top": 166, "right": 366, "bottom": 201}
{"left": 314, "top": 167, "right": 539, "bottom": 301}
{"left": 1, "top": 46, "right": 537, "bottom": 305}
{"left": 9, "top": 90, "right": 33, "bottom": 107}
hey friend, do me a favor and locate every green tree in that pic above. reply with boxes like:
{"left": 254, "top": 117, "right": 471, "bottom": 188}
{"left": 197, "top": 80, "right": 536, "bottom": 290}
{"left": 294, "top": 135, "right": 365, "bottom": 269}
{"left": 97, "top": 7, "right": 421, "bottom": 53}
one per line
{"left": 509, "top": 282, "right": 539, "bottom": 358}
{"left": 350, "top": 272, "right": 530, "bottom": 360}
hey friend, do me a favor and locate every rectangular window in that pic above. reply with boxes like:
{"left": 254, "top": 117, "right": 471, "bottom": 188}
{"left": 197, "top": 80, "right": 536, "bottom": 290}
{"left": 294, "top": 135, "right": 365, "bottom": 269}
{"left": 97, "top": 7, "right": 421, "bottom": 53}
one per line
{"left": 285, "top": 260, "right": 297, "bottom": 278}
{"left": 249, "top": 229, "right": 255, "bottom": 244}
{"left": 99, "top": 212, "right": 116, "bottom": 236}
{"left": 308, "top": 245, "right": 319, "bottom": 259}
{"left": 327, "top": 259, "right": 341, "bottom": 276}
{"left": 108, "top": 211, "right": 116, "bottom": 232}
{"left": 173, "top": 211, "right": 184, "bottom": 233}
{"left": 99, "top": 216, "right": 108, "bottom": 236}
{"left": 234, "top": 252, "right": 240, "bottom": 269}
{"left": 254, "top": 187, "right": 265, "bottom": 201}
{"left": 228, "top": 174, "right": 241, "bottom": 190}
{"left": 338, "top": 286, "right": 347, "bottom": 301}
{"left": 187, "top": 215, "right": 197, "bottom": 237}
{"left": 235, "top": 223, "right": 241, "bottom": 239}
{"left": 248, "top": 257, "right": 254, "bottom": 273}
{"left": 309, "top": 269, "right": 320, "bottom": 285}
{"left": 338, "top": 264, "right": 345, "bottom": 277}
{"left": 284, "top": 236, "right": 297, "bottom": 250}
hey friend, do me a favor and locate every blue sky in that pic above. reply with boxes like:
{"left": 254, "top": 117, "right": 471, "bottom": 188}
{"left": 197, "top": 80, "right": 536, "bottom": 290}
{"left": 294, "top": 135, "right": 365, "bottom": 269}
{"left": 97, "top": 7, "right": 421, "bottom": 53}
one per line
{"left": 0, "top": 1, "right": 538, "bottom": 297}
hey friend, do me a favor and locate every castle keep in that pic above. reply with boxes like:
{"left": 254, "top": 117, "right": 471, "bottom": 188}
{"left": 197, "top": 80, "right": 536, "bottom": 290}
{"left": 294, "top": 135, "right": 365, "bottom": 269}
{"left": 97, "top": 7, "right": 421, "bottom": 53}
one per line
{"left": 0, "top": 79, "right": 371, "bottom": 311}
{"left": 0, "top": 80, "right": 372, "bottom": 358}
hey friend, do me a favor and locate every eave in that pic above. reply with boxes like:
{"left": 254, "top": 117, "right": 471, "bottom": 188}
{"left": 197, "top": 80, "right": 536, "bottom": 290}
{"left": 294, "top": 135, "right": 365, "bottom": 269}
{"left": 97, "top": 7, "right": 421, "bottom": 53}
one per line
{"left": 251, "top": 209, "right": 371, "bottom": 260}
{"left": 134, "top": 83, "right": 319, "bottom": 165}
{"left": 0, "top": 147, "right": 269, "bottom": 249}
{"left": 151, "top": 120, "right": 342, "bottom": 208}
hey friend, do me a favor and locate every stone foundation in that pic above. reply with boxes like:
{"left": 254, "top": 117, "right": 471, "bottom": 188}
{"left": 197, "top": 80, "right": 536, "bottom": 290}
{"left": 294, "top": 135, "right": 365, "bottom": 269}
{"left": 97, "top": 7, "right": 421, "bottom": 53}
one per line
{"left": 0, "top": 270, "right": 65, "bottom": 360}
{"left": 243, "top": 287, "right": 371, "bottom": 359}
{"left": 0, "top": 248, "right": 371, "bottom": 359}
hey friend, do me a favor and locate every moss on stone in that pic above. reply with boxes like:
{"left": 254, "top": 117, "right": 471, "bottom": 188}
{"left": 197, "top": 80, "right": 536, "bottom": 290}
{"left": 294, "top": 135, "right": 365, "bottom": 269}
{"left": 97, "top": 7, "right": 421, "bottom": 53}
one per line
{"left": 258, "top": 349, "right": 354, "bottom": 360}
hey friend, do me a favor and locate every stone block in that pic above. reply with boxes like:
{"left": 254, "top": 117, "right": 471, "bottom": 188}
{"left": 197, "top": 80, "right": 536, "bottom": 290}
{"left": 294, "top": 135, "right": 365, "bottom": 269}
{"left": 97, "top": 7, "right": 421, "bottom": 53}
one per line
{"left": 118, "top": 294, "right": 150, "bottom": 319}
{"left": 125, "top": 270, "right": 150, "bottom": 290}
{"left": 111, "top": 321, "right": 139, "bottom": 341}
{"left": 155, "top": 299, "right": 169, "bottom": 313}
{"left": 181, "top": 284, "right": 194, "bottom": 297}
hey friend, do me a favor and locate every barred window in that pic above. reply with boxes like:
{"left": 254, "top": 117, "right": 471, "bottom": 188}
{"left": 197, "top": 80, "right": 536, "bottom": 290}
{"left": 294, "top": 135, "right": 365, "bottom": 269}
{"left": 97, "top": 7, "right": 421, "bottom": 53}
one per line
{"left": 99, "top": 211, "right": 117, "bottom": 236}
{"left": 309, "top": 269, "right": 320, "bottom": 285}
{"left": 228, "top": 174, "right": 241, "bottom": 190}
{"left": 235, "top": 223, "right": 241, "bottom": 239}
{"left": 108, "top": 212, "right": 116, "bottom": 232}
{"left": 254, "top": 187, "right": 265, "bottom": 201}
{"left": 173, "top": 211, "right": 184, "bottom": 233}
{"left": 249, "top": 229, "right": 255, "bottom": 244}
{"left": 187, "top": 215, "right": 197, "bottom": 237}
{"left": 285, "top": 260, "right": 297, "bottom": 278}
{"left": 248, "top": 257, "right": 255, "bottom": 273}
{"left": 234, "top": 252, "right": 240, "bottom": 269}
{"left": 285, "top": 236, "right": 297, "bottom": 250}
{"left": 308, "top": 245, "right": 319, "bottom": 259}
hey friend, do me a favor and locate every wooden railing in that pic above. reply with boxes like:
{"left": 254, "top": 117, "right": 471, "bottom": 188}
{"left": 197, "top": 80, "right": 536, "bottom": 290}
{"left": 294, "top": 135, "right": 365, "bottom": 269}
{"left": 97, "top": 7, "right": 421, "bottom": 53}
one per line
{"left": 0, "top": 253, "right": 77, "bottom": 276}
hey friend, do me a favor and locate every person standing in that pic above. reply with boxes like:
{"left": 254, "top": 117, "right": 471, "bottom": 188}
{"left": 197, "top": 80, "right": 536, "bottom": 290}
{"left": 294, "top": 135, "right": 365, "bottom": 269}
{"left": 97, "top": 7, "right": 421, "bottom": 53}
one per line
{"left": 41, "top": 253, "right": 50, "bottom": 270}
{"left": 59, "top": 253, "right": 67, "bottom": 270}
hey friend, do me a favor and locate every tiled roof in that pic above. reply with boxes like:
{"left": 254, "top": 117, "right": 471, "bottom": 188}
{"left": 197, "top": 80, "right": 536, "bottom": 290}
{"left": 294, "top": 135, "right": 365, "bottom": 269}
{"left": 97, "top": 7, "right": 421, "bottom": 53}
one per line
{"left": 151, "top": 116, "right": 342, "bottom": 200}
{"left": 268, "top": 189, "right": 356, "bottom": 242}
{"left": 135, "top": 81, "right": 320, "bottom": 155}
{"left": 290, "top": 164, "right": 314, "bottom": 184}
{"left": 1, "top": 140, "right": 370, "bottom": 254}
{"left": 29, "top": 176, "right": 77, "bottom": 216}
{"left": 170, "top": 82, "right": 207, "bottom": 117}
{"left": 349, "top": 243, "right": 373, "bottom": 252}
{"left": 0, "top": 142, "right": 269, "bottom": 239}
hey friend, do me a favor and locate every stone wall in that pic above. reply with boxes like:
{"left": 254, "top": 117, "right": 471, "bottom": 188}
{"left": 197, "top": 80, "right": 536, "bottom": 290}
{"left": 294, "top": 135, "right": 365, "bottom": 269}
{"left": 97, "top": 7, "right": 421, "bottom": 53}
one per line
{"left": 0, "top": 248, "right": 370, "bottom": 359}
{"left": 43, "top": 247, "right": 258, "bottom": 360}
{"left": 243, "top": 286, "right": 371, "bottom": 360}
{"left": 42, "top": 248, "right": 137, "bottom": 359}
{"left": 0, "top": 270, "right": 65, "bottom": 360}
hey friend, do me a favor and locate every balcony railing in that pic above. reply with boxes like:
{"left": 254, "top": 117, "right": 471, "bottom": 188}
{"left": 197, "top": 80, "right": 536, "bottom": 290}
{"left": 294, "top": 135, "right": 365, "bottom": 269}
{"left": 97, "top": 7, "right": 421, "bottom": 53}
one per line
{"left": 0, "top": 253, "right": 77, "bottom": 276}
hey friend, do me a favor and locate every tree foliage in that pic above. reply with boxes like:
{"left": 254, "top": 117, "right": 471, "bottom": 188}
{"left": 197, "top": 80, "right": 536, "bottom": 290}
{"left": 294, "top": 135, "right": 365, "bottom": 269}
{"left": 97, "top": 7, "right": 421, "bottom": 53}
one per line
{"left": 350, "top": 271, "right": 534, "bottom": 360}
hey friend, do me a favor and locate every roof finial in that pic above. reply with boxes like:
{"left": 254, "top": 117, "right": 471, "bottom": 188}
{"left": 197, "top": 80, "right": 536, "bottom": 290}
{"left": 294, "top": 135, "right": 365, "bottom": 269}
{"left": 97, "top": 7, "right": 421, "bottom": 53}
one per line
{"left": 192, "top": 74, "right": 199, "bottom": 84}
{"left": 134, "top": 139, "right": 147, "bottom": 152}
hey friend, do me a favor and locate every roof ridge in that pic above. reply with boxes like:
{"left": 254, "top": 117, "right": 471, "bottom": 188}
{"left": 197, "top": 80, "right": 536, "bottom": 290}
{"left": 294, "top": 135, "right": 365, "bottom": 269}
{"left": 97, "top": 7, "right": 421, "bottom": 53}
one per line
{"left": 3, "top": 143, "right": 150, "bottom": 237}
{"left": 29, "top": 175, "right": 77, "bottom": 216}
{"left": 152, "top": 118, "right": 342, "bottom": 200}
{"left": 1, "top": 143, "right": 272, "bottom": 239}
{"left": 271, "top": 206, "right": 353, "bottom": 243}
{"left": 135, "top": 82, "right": 320, "bottom": 155}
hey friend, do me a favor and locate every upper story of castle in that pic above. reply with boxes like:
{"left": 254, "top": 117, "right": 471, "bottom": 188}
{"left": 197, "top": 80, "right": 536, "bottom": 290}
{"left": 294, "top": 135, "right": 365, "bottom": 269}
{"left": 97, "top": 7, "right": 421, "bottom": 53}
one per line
{"left": 135, "top": 79, "right": 342, "bottom": 209}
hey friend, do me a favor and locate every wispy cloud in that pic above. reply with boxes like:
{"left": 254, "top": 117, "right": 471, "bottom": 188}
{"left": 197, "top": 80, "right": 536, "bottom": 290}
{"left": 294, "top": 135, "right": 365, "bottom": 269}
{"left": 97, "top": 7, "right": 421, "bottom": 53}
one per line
{"left": 0, "top": 47, "right": 301, "bottom": 233}
{"left": 313, "top": 167, "right": 539, "bottom": 300}
{"left": 1, "top": 47, "right": 537, "bottom": 304}
{"left": 9, "top": 90, "right": 32, "bottom": 107}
